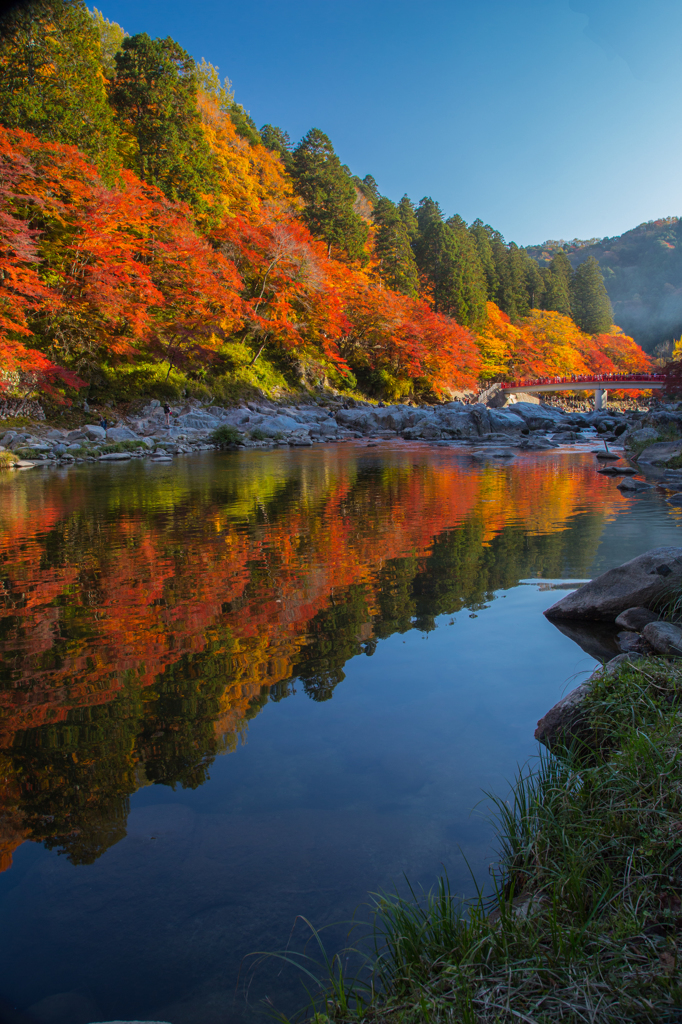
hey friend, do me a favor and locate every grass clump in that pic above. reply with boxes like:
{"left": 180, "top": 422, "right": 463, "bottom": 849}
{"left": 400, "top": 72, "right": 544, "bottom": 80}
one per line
{"left": 273, "top": 658, "right": 682, "bottom": 1023}
{"left": 0, "top": 451, "right": 18, "bottom": 469}
{"left": 209, "top": 424, "right": 243, "bottom": 447}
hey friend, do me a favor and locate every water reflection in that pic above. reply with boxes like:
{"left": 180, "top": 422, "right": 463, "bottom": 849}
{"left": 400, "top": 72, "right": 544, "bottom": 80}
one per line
{"left": 0, "top": 444, "right": 627, "bottom": 873}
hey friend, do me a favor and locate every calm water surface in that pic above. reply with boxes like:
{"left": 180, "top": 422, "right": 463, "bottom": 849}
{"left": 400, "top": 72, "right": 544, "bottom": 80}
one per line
{"left": 1, "top": 441, "right": 681, "bottom": 1024}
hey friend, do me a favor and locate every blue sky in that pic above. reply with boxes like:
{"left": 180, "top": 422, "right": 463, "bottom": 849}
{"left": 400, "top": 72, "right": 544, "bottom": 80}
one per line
{"left": 97, "top": 0, "right": 682, "bottom": 246}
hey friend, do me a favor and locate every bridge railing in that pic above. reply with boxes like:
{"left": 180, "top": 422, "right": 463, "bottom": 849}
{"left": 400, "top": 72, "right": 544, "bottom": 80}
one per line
{"left": 500, "top": 372, "right": 666, "bottom": 390}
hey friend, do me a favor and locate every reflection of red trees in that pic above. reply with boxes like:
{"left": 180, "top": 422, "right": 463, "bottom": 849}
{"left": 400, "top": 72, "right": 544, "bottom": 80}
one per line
{"left": 0, "top": 450, "right": 624, "bottom": 752}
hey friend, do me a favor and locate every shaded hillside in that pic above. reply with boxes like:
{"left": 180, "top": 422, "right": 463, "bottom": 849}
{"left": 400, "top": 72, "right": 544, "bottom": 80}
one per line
{"left": 526, "top": 217, "right": 682, "bottom": 353}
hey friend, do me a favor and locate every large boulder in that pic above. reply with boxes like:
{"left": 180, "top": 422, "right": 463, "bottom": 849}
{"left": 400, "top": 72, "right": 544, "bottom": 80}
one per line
{"left": 251, "top": 414, "right": 308, "bottom": 436}
{"left": 510, "top": 403, "right": 566, "bottom": 431}
{"left": 615, "top": 606, "right": 659, "bottom": 631}
{"left": 544, "top": 547, "right": 682, "bottom": 622}
{"left": 84, "top": 424, "right": 106, "bottom": 440}
{"left": 99, "top": 452, "right": 132, "bottom": 461}
{"left": 636, "top": 440, "right": 682, "bottom": 465}
{"left": 436, "top": 409, "right": 479, "bottom": 438}
{"left": 487, "top": 409, "right": 526, "bottom": 432}
{"left": 335, "top": 408, "right": 371, "bottom": 431}
{"left": 173, "top": 413, "right": 220, "bottom": 431}
{"left": 106, "top": 425, "right": 139, "bottom": 441}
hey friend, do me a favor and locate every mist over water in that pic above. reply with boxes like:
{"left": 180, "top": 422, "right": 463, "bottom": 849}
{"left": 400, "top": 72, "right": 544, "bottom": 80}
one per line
{"left": 0, "top": 443, "right": 681, "bottom": 1023}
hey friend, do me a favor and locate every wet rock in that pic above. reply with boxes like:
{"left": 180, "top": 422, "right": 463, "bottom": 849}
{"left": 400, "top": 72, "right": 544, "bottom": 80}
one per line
{"left": 544, "top": 546, "right": 682, "bottom": 622}
{"left": 637, "top": 440, "right": 682, "bottom": 465}
{"left": 99, "top": 452, "right": 132, "bottom": 461}
{"left": 535, "top": 654, "right": 642, "bottom": 748}
{"left": 615, "top": 606, "right": 660, "bottom": 631}
{"left": 617, "top": 630, "right": 648, "bottom": 653}
{"left": 617, "top": 478, "right": 650, "bottom": 492}
{"left": 642, "top": 620, "right": 682, "bottom": 655}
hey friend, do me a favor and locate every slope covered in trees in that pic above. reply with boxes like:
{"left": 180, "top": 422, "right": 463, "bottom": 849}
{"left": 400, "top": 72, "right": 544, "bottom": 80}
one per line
{"left": 0, "top": 0, "right": 649, "bottom": 409}
{"left": 527, "top": 218, "right": 682, "bottom": 354}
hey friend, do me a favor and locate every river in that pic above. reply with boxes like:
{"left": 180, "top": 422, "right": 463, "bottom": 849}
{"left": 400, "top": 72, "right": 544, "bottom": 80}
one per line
{"left": 0, "top": 441, "right": 680, "bottom": 1024}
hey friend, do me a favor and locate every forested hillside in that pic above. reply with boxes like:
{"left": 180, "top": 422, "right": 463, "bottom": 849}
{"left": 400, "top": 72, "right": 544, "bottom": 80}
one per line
{"left": 527, "top": 218, "right": 682, "bottom": 355}
{"left": 0, "top": 0, "right": 650, "bottom": 410}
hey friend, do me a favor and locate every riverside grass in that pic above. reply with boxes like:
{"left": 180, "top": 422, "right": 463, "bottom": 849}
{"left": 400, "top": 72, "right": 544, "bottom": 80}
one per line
{"left": 271, "top": 658, "right": 682, "bottom": 1024}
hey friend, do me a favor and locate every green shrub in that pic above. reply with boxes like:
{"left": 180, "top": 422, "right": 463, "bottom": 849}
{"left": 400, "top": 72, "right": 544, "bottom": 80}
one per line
{"left": 209, "top": 424, "right": 243, "bottom": 446}
{"left": 249, "top": 428, "right": 268, "bottom": 441}
{"left": 0, "top": 451, "right": 18, "bottom": 469}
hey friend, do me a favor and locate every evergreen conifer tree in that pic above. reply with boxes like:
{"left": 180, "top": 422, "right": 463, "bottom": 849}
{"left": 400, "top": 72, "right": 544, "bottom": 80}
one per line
{"left": 373, "top": 197, "right": 419, "bottom": 296}
{"left": 260, "top": 124, "right": 293, "bottom": 168}
{"left": 413, "top": 200, "right": 486, "bottom": 326}
{"left": 291, "top": 128, "right": 368, "bottom": 263}
{"left": 542, "top": 250, "right": 573, "bottom": 316}
{"left": 469, "top": 220, "right": 499, "bottom": 300}
{"left": 110, "top": 34, "right": 220, "bottom": 214}
{"left": 397, "top": 195, "right": 418, "bottom": 240}
{"left": 0, "top": 0, "right": 121, "bottom": 178}
{"left": 571, "top": 255, "right": 612, "bottom": 333}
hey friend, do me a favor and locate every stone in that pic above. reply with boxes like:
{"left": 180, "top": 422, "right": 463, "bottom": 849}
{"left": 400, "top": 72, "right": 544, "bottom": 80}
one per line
{"left": 637, "top": 440, "right": 682, "bottom": 465}
{"left": 253, "top": 414, "right": 307, "bottom": 436}
{"left": 508, "top": 402, "right": 566, "bottom": 431}
{"left": 485, "top": 409, "right": 526, "bottom": 433}
{"left": 615, "top": 606, "right": 660, "bottom": 631}
{"left": 626, "top": 426, "right": 660, "bottom": 447}
{"left": 667, "top": 493, "right": 682, "bottom": 507}
{"left": 84, "top": 424, "right": 106, "bottom": 440}
{"left": 642, "top": 620, "right": 682, "bottom": 655}
{"left": 535, "top": 654, "right": 642, "bottom": 748}
{"left": 13, "top": 460, "right": 35, "bottom": 469}
{"left": 544, "top": 546, "right": 682, "bottom": 622}
{"left": 617, "top": 630, "right": 647, "bottom": 653}
{"left": 106, "top": 425, "right": 139, "bottom": 441}
{"left": 617, "top": 479, "right": 650, "bottom": 492}
{"left": 99, "top": 452, "right": 132, "bottom": 461}
{"left": 594, "top": 451, "right": 620, "bottom": 460}
{"left": 174, "top": 412, "right": 220, "bottom": 430}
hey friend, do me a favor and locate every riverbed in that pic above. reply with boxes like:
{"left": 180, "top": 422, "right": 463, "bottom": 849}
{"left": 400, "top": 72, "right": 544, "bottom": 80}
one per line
{"left": 0, "top": 441, "right": 680, "bottom": 1024}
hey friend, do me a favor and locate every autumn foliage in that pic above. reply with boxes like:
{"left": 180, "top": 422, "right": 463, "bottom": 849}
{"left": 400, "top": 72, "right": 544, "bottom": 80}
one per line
{"left": 0, "top": 112, "right": 651, "bottom": 404}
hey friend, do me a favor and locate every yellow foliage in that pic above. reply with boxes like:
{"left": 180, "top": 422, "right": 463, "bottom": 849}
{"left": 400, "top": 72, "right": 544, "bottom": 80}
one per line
{"left": 474, "top": 302, "right": 520, "bottom": 380}
{"left": 197, "top": 91, "right": 294, "bottom": 220}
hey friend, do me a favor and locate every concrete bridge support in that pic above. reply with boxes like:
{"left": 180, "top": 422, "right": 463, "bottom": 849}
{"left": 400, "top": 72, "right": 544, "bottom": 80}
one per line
{"left": 594, "top": 389, "right": 607, "bottom": 410}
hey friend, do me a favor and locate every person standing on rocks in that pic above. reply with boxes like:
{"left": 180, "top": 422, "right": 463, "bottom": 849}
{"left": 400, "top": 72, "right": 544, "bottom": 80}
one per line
{"left": 163, "top": 402, "right": 171, "bottom": 427}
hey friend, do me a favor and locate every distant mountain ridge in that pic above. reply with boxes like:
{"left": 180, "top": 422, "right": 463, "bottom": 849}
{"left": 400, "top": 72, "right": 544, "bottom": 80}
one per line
{"left": 526, "top": 217, "right": 682, "bottom": 353}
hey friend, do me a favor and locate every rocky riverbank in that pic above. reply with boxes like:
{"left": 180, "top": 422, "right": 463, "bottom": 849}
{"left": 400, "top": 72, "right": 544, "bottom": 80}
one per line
{"left": 2, "top": 396, "right": 681, "bottom": 468}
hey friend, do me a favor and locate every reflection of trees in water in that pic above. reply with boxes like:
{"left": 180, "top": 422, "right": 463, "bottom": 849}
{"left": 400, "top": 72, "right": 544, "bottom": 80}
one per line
{"left": 0, "top": 452, "right": 616, "bottom": 867}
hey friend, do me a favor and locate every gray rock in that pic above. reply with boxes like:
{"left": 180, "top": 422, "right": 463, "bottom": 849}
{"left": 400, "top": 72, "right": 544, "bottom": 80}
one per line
{"left": 84, "top": 424, "right": 106, "bottom": 440}
{"left": 544, "top": 546, "right": 682, "bottom": 622}
{"left": 617, "top": 478, "right": 650, "bottom": 492}
{"left": 487, "top": 409, "right": 526, "bottom": 432}
{"left": 335, "top": 408, "right": 371, "bottom": 431}
{"left": 615, "top": 606, "right": 660, "bottom": 631}
{"left": 626, "top": 426, "right": 660, "bottom": 447}
{"left": 106, "top": 425, "right": 140, "bottom": 441}
{"left": 535, "top": 654, "right": 642, "bottom": 747}
{"left": 637, "top": 440, "right": 682, "bottom": 465}
{"left": 642, "top": 620, "right": 682, "bottom": 655}
{"left": 253, "top": 414, "right": 307, "bottom": 436}
{"left": 174, "top": 413, "right": 220, "bottom": 430}
{"left": 509, "top": 402, "right": 566, "bottom": 431}
{"left": 666, "top": 493, "right": 682, "bottom": 507}
{"left": 436, "top": 410, "right": 479, "bottom": 437}
{"left": 617, "top": 630, "right": 647, "bottom": 653}
{"left": 0, "top": 430, "right": 17, "bottom": 445}
{"left": 99, "top": 452, "right": 132, "bottom": 461}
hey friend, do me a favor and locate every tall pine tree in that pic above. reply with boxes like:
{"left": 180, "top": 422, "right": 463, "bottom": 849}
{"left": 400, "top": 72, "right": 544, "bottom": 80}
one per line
{"left": 413, "top": 200, "right": 486, "bottom": 326}
{"left": 571, "top": 255, "right": 612, "bottom": 333}
{"left": 109, "top": 34, "right": 220, "bottom": 214}
{"left": 373, "top": 196, "right": 419, "bottom": 296}
{"left": 291, "top": 128, "right": 368, "bottom": 263}
{"left": 542, "top": 250, "right": 573, "bottom": 316}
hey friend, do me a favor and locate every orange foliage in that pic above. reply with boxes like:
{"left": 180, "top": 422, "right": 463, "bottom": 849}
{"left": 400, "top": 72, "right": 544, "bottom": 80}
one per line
{"left": 197, "top": 92, "right": 294, "bottom": 220}
{"left": 475, "top": 303, "right": 650, "bottom": 383}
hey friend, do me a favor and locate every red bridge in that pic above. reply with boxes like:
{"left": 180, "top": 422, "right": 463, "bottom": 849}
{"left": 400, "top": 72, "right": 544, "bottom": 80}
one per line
{"left": 500, "top": 372, "right": 665, "bottom": 410}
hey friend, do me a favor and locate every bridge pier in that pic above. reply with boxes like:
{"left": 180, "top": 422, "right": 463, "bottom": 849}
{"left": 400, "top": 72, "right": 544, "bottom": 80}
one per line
{"left": 594, "top": 388, "right": 607, "bottom": 411}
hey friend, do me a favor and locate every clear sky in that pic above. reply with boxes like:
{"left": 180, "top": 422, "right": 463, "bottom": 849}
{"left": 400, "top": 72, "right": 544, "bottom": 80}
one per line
{"left": 96, "top": 0, "right": 682, "bottom": 246}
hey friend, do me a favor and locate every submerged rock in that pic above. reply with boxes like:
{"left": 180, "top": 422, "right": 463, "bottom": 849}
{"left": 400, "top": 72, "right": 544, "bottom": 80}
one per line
{"left": 544, "top": 546, "right": 682, "bottom": 622}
